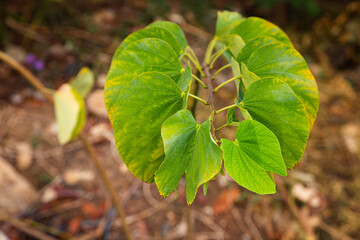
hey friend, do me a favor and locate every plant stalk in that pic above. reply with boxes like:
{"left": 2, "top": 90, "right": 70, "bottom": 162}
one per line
{"left": 203, "top": 63, "right": 218, "bottom": 142}
{"left": 0, "top": 50, "right": 133, "bottom": 240}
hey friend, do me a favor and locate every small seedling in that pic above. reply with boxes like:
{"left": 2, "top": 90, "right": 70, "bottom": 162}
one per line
{"left": 104, "top": 11, "right": 319, "bottom": 205}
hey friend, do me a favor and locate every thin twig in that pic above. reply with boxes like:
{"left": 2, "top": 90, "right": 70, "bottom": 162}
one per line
{"left": 79, "top": 134, "right": 133, "bottom": 240}
{"left": 0, "top": 50, "right": 53, "bottom": 103}
{"left": 276, "top": 176, "right": 316, "bottom": 240}
{"left": 193, "top": 211, "right": 225, "bottom": 239}
{"left": 244, "top": 201, "right": 263, "bottom": 240}
{"left": 0, "top": 217, "right": 57, "bottom": 240}
{"left": 186, "top": 206, "right": 194, "bottom": 240}
{"left": 230, "top": 207, "right": 252, "bottom": 237}
{"left": 0, "top": 50, "right": 133, "bottom": 240}
{"left": 318, "top": 221, "right": 354, "bottom": 240}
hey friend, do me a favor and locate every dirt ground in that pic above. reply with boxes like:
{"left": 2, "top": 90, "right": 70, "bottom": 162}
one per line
{"left": 0, "top": 0, "right": 359, "bottom": 239}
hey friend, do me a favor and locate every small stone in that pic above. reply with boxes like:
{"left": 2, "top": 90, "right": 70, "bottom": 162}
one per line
{"left": 96, "top": 73, "right": 107, "bottom": 88}
{"left": 0, "top": 157, "right": 37, "bottom": 215}
{"left": 87, "top": 89, "right": 108, "bottom": 118}
{"left": 41, "top": 187, "right": 57, "bottom": 203}
{"left": 63, "top": 169, "right": 95, "bottom": 185}
{"left": 16, "top": 142, "right": 33, "bottom": 170}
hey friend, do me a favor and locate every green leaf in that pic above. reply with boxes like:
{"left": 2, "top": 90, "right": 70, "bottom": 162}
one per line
{"left": 105, "top": 38, "right": 183, "bottom": 122}
{"left": 70, "top": 67, "right": 94, "bottom": 98}
{"left": 177, "top": 66, "right": 192, "bottom": 109}
{"left": 155, "top": 110, "right": 222, "bottom": 205}
{"left": 147, "top": 21, "right": 188, "bottom": 50}
{"left": 111, "top": 72, "right": 188, "bottom": 183}
{"left": 235, "top": 99, "right": 252, "bottom": 120}
{"left": 216, "top": 10, "right": 244, "bottom": 37}
{"left": 54, "top": 84, "right": 86, "bottom": 144}
{"left": 236, "top": 36, "right": 277, "bottom": 64}
{"left": 244, "top": 42, "right": 319, "bottom": 129}
{"left": 222, "top": 119, "right": 286, "bottom": 194}
{"left": 203, "top": 181, "right": 209, "bottom": 196}
{"left": 240, "top": 62, "right": 260, "bottom": 90}
{"left": 226, "top": 107, "right": 239, "bottom": 125}
{"left": 230, "top": 58, "right": 241, "bottom": 94}
{"left": 231, "top": 17, "right": 292, "bottom": 45}
{"left": 221, "top": 34, "right": 245, "bottom": 58}
{"left": 113, "top": 27, "right": 183, "bottom": 59}
{"left": 240, "top": 78, "right": 309, "bottom": 169}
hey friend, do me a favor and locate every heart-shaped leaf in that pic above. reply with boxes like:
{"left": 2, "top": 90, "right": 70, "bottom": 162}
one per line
{"left": 111, "top": 72, "right": 190, "bottom": 183}
{"left": 216, "top": 10, "right": 244, "bottom": 37}
{"left": 54, "top": 84, "right": 86, "bottom": 144}
{"left": 231, "top": 17, "right": 292, "bottom": 45}
{"left": 240, "top": 62, "right": 260, "bottom": 90}
{"left": 236, "top": 36, "right": 277, "bottom": 64}
{"left": 240, "top": 78, "right": 309, "bottom": 169}
{"left": 244, "top": 42, "right": 319, "bottom": 129}
{"left": 70, "top": 67, "right": 94, "bottom": 98}
{"left": 105, "top": 38, "right": 183, "bottom": 122}
{"left": 147, "top": 21, "right": 188, "bottom": 50}
{"left": 226, "top": 107, "right": 239, "bottom": 125}
{"left": 222, "top": 119, "right": 286, "bottom": 194}
{"left": 113, "top": 27, "right": 183, "bottom": 59}
{"left": 155, "top": 110, "right": 222, "bottom": 205}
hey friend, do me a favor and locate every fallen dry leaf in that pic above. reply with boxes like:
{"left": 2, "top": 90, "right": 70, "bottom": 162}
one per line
{"left": 212, "top": 188, "right": 240, "bottom": 215}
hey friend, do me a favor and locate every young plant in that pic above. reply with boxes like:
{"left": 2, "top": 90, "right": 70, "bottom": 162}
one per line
{"left": 104, "top": 11, "right": 319, "bottom": 205}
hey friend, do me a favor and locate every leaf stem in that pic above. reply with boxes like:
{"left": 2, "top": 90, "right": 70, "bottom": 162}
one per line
{"left": 191, "top": 74, "right": 207, "bottom": 88}
{"left": 215, "top": 104, "right": 237, "bottom": 115}
{"left": 204, "top": 38, "right": 217, "bottom": 65}
{"left": 216, "top": 123, "right": 230, "bottom": 131}
{"left": 184, "top": 53, "right": 205, "bottom": 77}
{"left": 212, "top": 63, "right": 231, "bottom": 79}
{"left": 209, "top": 47, "right": 228, "bottom": 69}
{"left": 188, "top": 93, "right": 208, "bottom": 105}
{"left": 188, "top": 47, "right": 201, "bottom": 67}
{"left": 213, "top": 76, "right": 240, "bottom": 92}
{"left": 0, "top": 50, "right": 134, "bottom": 240}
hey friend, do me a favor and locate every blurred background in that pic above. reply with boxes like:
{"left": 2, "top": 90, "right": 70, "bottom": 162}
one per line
{"left": 0, "top": 0, "right": 359, "bottom": 239}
